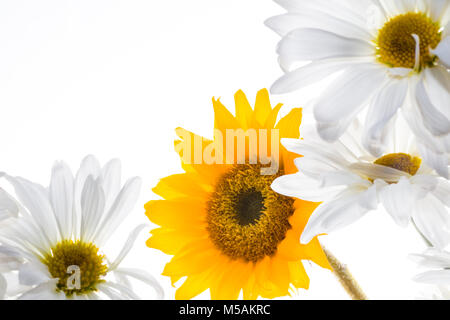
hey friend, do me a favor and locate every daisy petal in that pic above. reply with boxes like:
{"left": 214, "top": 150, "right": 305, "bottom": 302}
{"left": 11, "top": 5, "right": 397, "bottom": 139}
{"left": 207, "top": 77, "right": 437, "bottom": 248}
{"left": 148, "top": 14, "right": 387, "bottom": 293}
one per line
{"left": 314, "top": 63, "right": 386, "bottom": 124}
{"left": 100, "top": 159, "right": 122, "bottom": 212}
{"left": 101, "top": 281, "right": 139, "bottom": 300}
{"left": 413, "top": 270, "right": 450, "bottom": 285}
{"left": 316, "top": 118, "right": 357, "bottom": 142}
{"left": 300, "top": 191, "right": 371, "bottom": 244}
{"left": 4, "top": 175, "right": 60, "bottom": 245}
{"left": 0, "top": 188, "right": 19, "bottom": 220}
{"left": 281, "top": 138, "right": 349, "bottom": 168}
{"left": 413, "top": 194, "right": 450, "bottom": 249}
{"left": 96, "top": 282, "right": 127, "bottom": 300}
{"left": 433, "top": 179, "right": 450, "bottom": 207}
{"left": 49, "top": 161, "right": 74, "bottom": 238}
{"left": 94, "top": 177, "right": 141, "bottom": 246}
{"left": 73, "top": 155, "right": 102, "bottom": 238}
{"left": 114, "top": 268, "right": 164, "bottom": 299}
{"left": 431, "top": 36, "right": 450, "bottom": 68}
{"left": 357, "top": 183, "right": 378, "bottom": 210}
{"left": 424, "top": 69, "right": 450, "bottom": 129}
{"left": 429, "top": 0, "right": 450, "bottom": 21}
{"left": 0, "top": 274, "right": 5, "bottom": 299}
{"left": 379, "top": 177, "right": 413, "bottom": 227}
{"left": 274, "top": 0, "right": 369, "bottom": 27}
{"left": 410, "top": 248, "right": 450, "bottom": 269}
{"left": 18, "top": 262, "right": 51, "bottom": 286}
{"left": 271, "top": 60, "right": 349, "bottom": 94}
{"left": 293, "top": 156, "right": 354, "bottom": 181}
{"left": 109, "top": 224, "right": 146, "bottom": 271}
{"left": 17, "top": 279, "right": 64, "bottom": 300}
{"left": 363, "top": 78, "right": 408, "bottom": 156}
{"left": 410, "top": 174, "right": 440, "bottom": 197}
{"left": 271, "top": 173, "right": 343, "bottom": 202}
{"left": 278, "top": 28, "right": 374, "bottom": 61}
{"left": 415, "top": 79, "right": 450, "bottom": 137}
{"left": 80, "top": 176, "right": 106, "bottom": 243}
{"left": 349, "top": 163, "right": 409, "bottom": 181}
{"left": 417, "top": 143, "right": 449, "bottom": 179}
{"left": 266, "top": 12, "right": 371, "bottom": 40}
{"left": 0, "top": 246, "right": 23, "bottom": 272}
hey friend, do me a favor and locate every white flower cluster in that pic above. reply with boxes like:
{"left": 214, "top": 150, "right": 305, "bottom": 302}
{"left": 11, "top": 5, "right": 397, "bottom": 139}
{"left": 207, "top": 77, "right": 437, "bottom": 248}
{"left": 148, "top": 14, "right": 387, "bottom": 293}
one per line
{"left": 267, "top": 0, "right": 450, "bottom": 298}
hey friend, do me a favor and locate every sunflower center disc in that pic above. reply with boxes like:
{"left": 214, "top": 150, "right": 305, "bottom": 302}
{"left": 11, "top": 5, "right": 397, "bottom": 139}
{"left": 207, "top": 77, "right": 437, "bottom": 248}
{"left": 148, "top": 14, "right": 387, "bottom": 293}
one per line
{"left": 207, "top": 164, "right": 295, "bottom": 263}
{"left": 374, "top": 153, "right": 422, "bottom": 175}
{"left": 235, "top": 190, "right": 265, "bottom": 226}
{"left": 42, "top": 240, "right": 108, "bottom": 297}
{"left": 377, "top": 12, "right": 441, "bottom": 69}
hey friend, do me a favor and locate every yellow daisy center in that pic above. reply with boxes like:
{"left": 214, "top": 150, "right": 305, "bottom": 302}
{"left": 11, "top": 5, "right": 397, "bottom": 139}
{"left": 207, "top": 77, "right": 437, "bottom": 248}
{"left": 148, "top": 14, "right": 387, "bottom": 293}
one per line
{"left": 206, "top": 164, "right": 294, "bottom": 263}
{"left": 42, "top": 240, "right": 108, "bottom": 297}
{"left": 374, "top": 153, "right": 422, "bottom": 175}
{"left": 376, "top": 12, "right": 441, "bottom": 69}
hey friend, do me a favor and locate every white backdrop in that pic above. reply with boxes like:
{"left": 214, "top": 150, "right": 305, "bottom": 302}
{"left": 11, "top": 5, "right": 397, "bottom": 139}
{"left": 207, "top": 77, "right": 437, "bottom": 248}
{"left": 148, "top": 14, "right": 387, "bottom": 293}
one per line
{"left": 0, "top": 0, "right": 431, "bottom": 299}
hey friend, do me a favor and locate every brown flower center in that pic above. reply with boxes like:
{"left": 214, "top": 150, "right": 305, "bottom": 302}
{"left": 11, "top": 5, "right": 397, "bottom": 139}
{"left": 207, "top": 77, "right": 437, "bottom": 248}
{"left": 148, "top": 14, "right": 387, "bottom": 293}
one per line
{"left": 374, "top": 153, "right": 422, "bottom": 176}
{"left": 376, "top": 12, "right": 441, "bottom": 69}
{"left": 42, "top": 240, "right": 107, "bottom": 297}
{"left": 206, "top": 164, "right": 294, "bottom": 263}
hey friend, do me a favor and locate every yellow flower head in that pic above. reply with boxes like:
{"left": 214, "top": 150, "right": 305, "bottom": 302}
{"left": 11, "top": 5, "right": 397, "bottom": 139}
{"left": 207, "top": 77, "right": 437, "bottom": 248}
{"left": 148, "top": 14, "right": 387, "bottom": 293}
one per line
{"left": 145, "top": 89, "right": 330, "bottom": 299}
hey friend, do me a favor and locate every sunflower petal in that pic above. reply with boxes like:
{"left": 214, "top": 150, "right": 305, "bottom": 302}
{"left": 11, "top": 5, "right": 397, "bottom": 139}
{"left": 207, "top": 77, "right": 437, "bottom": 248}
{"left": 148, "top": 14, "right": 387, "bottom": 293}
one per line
{"left": 145, "top": 198, "right": 206, "bottom": 229}
{"left": 253, "top": 89, "right": 273, "bottom": 126}
{"left": 213, "top": 98, "right": 239, "bottom": 131}
{"left": 234, "top": 90, "right": 253, "bottom": 129}
{"left": 275, "top": 108, "right": 303, "bottom": 139}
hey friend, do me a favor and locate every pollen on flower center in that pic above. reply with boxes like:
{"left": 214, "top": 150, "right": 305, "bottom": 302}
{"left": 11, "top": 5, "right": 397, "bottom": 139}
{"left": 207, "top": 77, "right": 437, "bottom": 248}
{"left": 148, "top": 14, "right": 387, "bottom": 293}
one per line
{"left": 374, "top": 153, "right": 422, "bottom": 176}
{"left": 376, "top": 12, "right": 441, "bottom": 69}
{"left": 42, "top": 240, "right": 108, "bottom": 297}
{"left": 206, "top": 164, "right": 294, "bottom": 263}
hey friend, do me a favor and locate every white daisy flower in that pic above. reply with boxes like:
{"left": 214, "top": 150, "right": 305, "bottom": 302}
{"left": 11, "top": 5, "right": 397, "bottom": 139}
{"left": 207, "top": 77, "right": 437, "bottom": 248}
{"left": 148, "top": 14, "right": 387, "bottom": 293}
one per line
{"left": 0, "top": 156, "right": 164, "bottom": 300}
{"left": 411, "top": 248, "right": 450, "bottom": 293}
{"left": 266, "top": 0, "right": 450, "bottom": 177}
{"left": 271, "top": 120, "right": 450, "bottom": 247}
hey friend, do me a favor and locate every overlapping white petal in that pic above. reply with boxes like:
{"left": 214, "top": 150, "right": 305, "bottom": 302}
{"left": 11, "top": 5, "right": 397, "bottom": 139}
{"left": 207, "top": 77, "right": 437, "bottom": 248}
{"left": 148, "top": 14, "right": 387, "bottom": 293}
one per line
{"left": 363, "top": 78, "right": 409, "bottom": 156}
{"left": 415, "top": 80, "right": 450, "bottom": 137}
{"left": 0, "top": 274, "right": 5, "bottom": 299}
{"left": 378, "top": 177, "right": 413, "bottom": 227}
{"left": 300, "top": 187, "right": 375, "bottom": 243}
{"left": 432, "top": 36, "right": 450, "bottom": 68}
{"left": 314, "top": 63, "right": 386, "bottom": 125}
{"left": 0, "top": 189, "right": 19, "bottom": 221}
{"left": 277, "top": 28, "right": 374, "bottom": 62}
{"left": 266, "top": 11, "right": 372, "bottom": 40}
{"left": 271, "top": 59, "right": 353, "bottom": 94}
{"left": 412, "top": 193, "right": 450, "bottom": 249}
{"left": 49, "top": 162, "right": 74, "bottom": 239}
{"left": 412, "top": 247, "right": 450, "bottom": 295}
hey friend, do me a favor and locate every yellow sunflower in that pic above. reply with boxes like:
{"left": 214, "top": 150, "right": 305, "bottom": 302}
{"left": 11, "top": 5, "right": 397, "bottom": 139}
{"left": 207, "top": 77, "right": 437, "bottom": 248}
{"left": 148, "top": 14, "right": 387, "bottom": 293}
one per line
{"left": 145, "top": 89, "right": 330, "bottom": 300}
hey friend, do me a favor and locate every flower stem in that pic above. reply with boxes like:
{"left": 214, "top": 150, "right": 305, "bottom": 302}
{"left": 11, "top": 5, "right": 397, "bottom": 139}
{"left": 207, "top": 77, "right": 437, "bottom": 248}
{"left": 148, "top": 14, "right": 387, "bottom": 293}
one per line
{"left": 323, "top": 248, "right": 367, "bottom": 300}
{"left": 411, "top": 219, "right": 433, "bottom": 247}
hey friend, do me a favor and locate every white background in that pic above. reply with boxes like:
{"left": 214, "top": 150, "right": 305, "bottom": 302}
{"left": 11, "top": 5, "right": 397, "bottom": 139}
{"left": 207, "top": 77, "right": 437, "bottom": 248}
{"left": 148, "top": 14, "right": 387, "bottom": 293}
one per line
{"left": 0, "top": 0, "right": 432, "bottom": 299}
